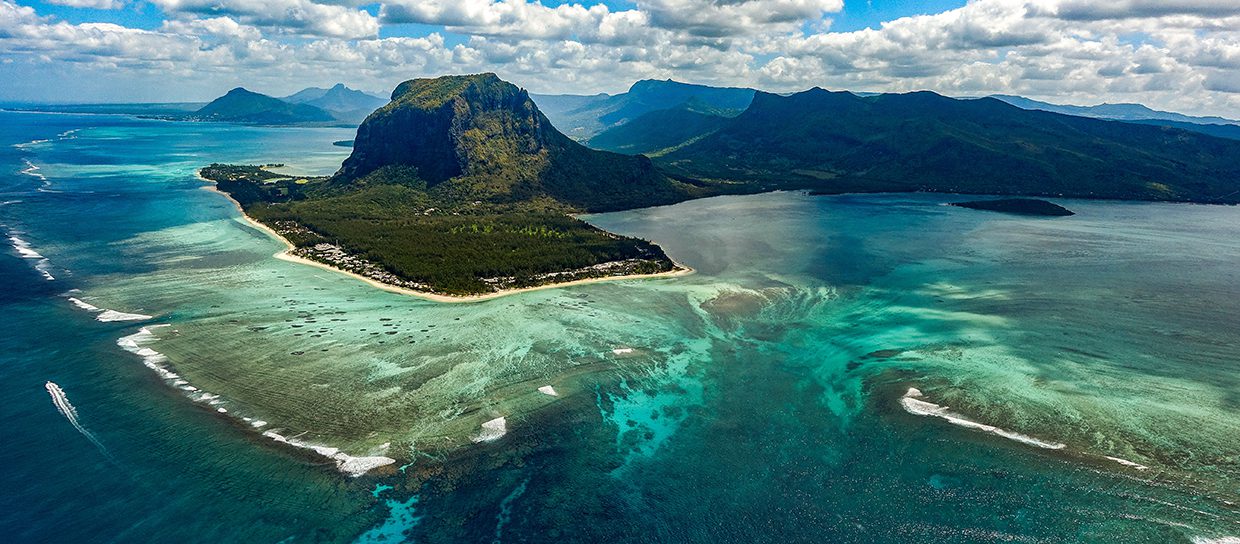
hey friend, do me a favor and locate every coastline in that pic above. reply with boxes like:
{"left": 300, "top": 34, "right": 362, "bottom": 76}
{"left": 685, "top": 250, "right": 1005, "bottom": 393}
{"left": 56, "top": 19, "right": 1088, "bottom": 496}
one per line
{"left": 200, "top": 182, "right": 693, "bottom": 303}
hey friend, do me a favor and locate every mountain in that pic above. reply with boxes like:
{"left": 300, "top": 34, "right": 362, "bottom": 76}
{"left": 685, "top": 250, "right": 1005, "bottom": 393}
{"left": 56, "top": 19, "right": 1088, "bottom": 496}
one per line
{"left": 586, "top": 99, "right": 736, "bottom": 155}
{"left": 659, "top": 88, "right": 1240, "bottom": 203}
{"left": 533, "top": 80, "right": 755, "bottom": 141}
{"left": 209, "top": 74, "right": 689, "bottom": 295}
{"left": 284, "top": 83, "right": 387, "bottom": 122}
{"left": 337, "top": 73, "right": 687, "bottom": 212}
{"left": 193, "top": 88, "right": 334, "bottom": 124}
{"left": 992, "top": 95, "right": 1240, "bottom": 139}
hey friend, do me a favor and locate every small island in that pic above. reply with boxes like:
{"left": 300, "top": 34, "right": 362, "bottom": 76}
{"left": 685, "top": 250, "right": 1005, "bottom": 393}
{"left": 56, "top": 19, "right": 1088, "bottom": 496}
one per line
{"left": 950, "top": 198, "right": 1075, "bottom": 216}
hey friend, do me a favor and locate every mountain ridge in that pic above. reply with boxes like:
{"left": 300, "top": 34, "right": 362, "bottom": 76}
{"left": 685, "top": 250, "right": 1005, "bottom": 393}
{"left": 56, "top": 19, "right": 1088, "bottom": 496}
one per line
{"left": 659, "top": 87, "right": 1240, "bottom": 203}
{"left": 193, "top": 87, "right": 335, "bottom": 124}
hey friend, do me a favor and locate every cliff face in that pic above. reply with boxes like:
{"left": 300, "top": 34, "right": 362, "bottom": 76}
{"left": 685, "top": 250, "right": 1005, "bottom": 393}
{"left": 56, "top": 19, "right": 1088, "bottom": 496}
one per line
{"left": 337, "top": 74, "right": 560, "bottom": 185}
{"left": 335, "top": 73, "right": 689, "bottom": 212}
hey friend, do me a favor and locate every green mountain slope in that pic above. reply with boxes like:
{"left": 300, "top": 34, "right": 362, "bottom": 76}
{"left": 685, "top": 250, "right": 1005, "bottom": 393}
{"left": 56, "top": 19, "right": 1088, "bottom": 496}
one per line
{"left": 586, "top": 99, "right": 736, "bottom": 155}
{"left": 660, "top": 89, "right": 1240, "bottom": 202}
{"left": 194, "top": 88, "right": 334, "bottom": 124}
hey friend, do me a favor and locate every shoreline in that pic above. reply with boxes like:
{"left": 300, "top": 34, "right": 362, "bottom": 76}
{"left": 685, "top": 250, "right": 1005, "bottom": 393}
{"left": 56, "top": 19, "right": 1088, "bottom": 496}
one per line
{"left": 200, "top": 182, "right": 694, "bottom": 303}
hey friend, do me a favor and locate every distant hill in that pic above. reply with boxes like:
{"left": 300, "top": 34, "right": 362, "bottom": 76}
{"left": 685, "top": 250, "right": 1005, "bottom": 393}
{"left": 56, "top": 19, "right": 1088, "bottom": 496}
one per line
{"left": 193, "top": 88, "right": 334, "bottom": 124}
{"left": 659, "top": 88, "right": 1240, "bottom": 203}
{"left": 586, "top": 99, "right": 736, "bottom": 155}
{"left": 992, "top": 95, "right": 1240, "bottom": 139}
{"left": 533, "top": 80, "right": 755, "bottom": 141}
{"left": 284, "top": 83, "right": 387, "bottom": 122}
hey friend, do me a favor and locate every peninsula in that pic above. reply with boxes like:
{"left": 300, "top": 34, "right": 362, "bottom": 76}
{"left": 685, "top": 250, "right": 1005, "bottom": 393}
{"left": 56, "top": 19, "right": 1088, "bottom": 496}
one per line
{"left": 201, "top": 74, "right": 694, "bottom": 299}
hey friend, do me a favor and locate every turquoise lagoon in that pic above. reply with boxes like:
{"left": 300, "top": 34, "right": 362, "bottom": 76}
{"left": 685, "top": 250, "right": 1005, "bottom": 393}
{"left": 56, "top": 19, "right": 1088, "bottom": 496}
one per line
{"left": 1, "top": 110, "right": 1237, "bottom": 542}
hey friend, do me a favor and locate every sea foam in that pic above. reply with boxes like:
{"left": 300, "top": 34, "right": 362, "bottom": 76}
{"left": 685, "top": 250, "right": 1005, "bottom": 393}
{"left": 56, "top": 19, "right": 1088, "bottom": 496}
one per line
{"left": 67, "top": 296, "right": 153, "bottom": 322}
{"left": 472, "top": 417, "right": 507, "bottom": 443}
{"left": 900, "top": 388, "right": 1066, "bottom": 450}
{"left": 262, "top": 430, "right": 396, "bottom": 477}
{"left": 9, "top": 235, "right": 55, "bottom": 280}
{"left": 1105, "top": 456, "right": 1150, "bottom": 471}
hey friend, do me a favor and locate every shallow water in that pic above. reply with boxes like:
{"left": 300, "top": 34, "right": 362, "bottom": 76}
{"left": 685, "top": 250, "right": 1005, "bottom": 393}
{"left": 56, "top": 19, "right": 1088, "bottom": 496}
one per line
{"left": 2, "top": 111, "right": 1237, "bottom": 542}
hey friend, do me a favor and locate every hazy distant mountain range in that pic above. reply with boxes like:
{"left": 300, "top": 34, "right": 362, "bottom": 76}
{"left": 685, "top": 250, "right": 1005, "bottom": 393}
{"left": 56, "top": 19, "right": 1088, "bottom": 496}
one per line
{"left": 531, "top": 80, "right": 755, "bottom": 141}
{"left": 990, "top": 95, "right": 1240, "bottom": 140}
{"left": 189, "top": 84, "right": 387, "bottom": 125}
{"left": 282, "top": 83, "right": 388, "bottom": 123}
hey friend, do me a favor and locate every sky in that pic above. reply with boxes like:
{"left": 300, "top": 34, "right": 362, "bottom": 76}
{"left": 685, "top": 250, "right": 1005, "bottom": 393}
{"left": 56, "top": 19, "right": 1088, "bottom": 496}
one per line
{"left": 1, "top": 0, "right": 1239, "bottom": 117}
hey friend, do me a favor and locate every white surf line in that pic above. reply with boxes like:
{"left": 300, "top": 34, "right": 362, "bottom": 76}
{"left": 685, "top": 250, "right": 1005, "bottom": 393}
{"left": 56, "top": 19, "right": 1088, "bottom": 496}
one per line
{"left": 13, "top": 139, "right": 49, "bottom": 150}
{"left": 1105, "top": 456, "right": 1151, "bottom": 471}
{"left": 45, "top": 381, "right": 112, "bottom": 459}
{"left": 900, "top": 388, "right": 1164, "bottom": 471}
{"left": 19, "top": 158, "right": 46, "bottom": 180}
{"left": 116, "top": 326, "right": 394, "bottom": 477}
{"left": 8, "top": 234, "right": 55, "bottom": 280}
{"left": 262, "top": 430, "right": 396, "bottom": 477}
{"left": 900, "top": 388, "right": 1067, "bottom": 450}
{"left": 1192, "top": 537, "right": 1240, "bottom": 544}
{"left": 66, "top": 296, "right": 152, "bottom": 322}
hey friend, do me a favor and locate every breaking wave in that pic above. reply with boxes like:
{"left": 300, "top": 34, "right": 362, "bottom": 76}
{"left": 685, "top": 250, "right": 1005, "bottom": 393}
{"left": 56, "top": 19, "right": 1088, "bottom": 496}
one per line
{"left": 900, "top": 387, "right": 1066, "bottom": 450}
{"left": 8, "top": 234, "right": 55, "bottom": 280}
{"left": 67, "top": 296, "right": 152, "bottom": 322}
{"left": 116, "top": 325, "right": 394, "bottom": 476}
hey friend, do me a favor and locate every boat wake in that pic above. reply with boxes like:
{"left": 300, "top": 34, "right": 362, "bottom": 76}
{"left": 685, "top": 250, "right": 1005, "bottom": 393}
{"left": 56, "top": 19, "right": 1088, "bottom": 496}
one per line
{"left": 45, "top": 381, "right": 113, "bottom": 460}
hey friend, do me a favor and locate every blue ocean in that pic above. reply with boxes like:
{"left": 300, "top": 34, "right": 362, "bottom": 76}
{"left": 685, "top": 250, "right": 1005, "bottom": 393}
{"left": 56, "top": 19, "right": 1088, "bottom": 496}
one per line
{"left": 2, "top": 110, "right": 1237, "bottom": 543}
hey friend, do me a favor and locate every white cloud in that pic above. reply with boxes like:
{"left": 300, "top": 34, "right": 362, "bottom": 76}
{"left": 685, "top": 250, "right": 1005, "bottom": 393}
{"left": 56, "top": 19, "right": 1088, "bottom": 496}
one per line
{"left": 151, "top": 0, "right": 379, "bottom": 38}
{"left": 637, "top": 0, "right": 843, "bottom": 37}
{"left": 45, "top": 0, "right": 125, "bottom": 9}
{"left": 1, "top": 0, "right": 1238, "bottom": 117}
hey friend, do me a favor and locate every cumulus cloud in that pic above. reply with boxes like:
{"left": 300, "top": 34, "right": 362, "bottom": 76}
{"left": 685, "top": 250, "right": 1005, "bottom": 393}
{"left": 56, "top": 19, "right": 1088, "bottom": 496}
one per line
{"left": 1053, "top": 0, "right": 1240, "bottom": 21}
{"left": 45, "top": 0, "right": 124, "bottom": 9}
{"left": 637, "top": 0, "right": 843, "bottom": 37}
{"left": 151, "top": 0, "right": 379, "bottom": 38}
{"left": 381, "top": 0, "right": 650, "bottom": 45}
{"left": 1, "top": 0, "right": 1238, "bottom": 117}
